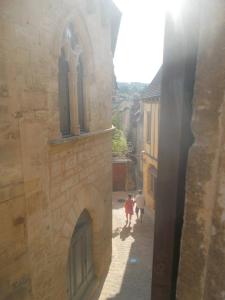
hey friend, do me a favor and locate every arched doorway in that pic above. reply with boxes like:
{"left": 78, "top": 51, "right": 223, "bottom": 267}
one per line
{"left": 68, "top": 210, "right": 94, "bottom": 300}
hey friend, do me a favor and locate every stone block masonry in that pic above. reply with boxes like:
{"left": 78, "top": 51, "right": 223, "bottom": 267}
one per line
{"left": 176, "top": 1, "right": 225, "bottom": 299}
{"left": 0, "top": 0, "right": 117, "bottom": 299}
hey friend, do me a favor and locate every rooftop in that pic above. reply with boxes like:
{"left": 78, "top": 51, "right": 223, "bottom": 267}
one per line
{"left": 142, "top": 67, "right": 162, "bottom": 100}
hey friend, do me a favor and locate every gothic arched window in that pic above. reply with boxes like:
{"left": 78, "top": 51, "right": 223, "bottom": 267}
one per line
{"left": 77, "top": 56, "right": 85, "bottom": 132}
{"left": 68, "top": 210, "right": 94, "bottom": 300}
{"left": 58, "top": 24, "right": 86, "bottom": 137}
{"left": 58, "top": 48, "right": 71, "bottom": 136}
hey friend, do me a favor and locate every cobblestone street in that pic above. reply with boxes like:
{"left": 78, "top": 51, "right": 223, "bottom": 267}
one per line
{"left": 97, "top": 192, "right": 154, "bottom": 300}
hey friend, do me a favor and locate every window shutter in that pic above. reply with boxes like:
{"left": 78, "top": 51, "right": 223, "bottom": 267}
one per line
{"left": 77, "top": 57, "right": 85, "bottom": 132}
{"left": 58, "top": 50, "right": 71, "bottom": 136}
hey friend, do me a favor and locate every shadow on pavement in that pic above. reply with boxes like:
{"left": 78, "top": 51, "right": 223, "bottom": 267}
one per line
{"left": 107, "top": 217, "right": 154, "bottom": 300}
{"left": 95, "top": 192, "right": 154, "bottom": 300}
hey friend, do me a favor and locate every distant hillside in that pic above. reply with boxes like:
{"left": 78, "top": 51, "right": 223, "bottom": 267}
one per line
{"left": 117, "top": 82, "right": 148, "bottom": 95}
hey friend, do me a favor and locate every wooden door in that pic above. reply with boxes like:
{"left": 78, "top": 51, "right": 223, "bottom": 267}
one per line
{"left": 69, "top": 211, "right": 94, "bottom": 300}
{"left": 113, "top": 162, "right": 127, "bottom": 191}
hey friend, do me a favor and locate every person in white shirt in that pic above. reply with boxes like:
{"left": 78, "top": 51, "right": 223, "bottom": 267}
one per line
{"left": 135, "top": 190, "right": 145, "bottom": 223}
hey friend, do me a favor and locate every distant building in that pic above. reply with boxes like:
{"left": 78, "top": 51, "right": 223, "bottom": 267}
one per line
{"left": 142, "top": 68, "right": 162, "bottom": 209}
{"left": 134, "top": 98, "right": 144, "bottom": 188}
{"left": 112, "top": 83, "right": 147, "bottom": 190}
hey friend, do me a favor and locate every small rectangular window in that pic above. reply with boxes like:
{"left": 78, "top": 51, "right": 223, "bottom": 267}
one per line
{"left": 148, "top": 167, "right": 157, "bottom": 200}
{"left": 152, "top": 175, "right": 157, "bottom": 199}
{"left": 147, "top": 111, "right": 151, "bottom": 144}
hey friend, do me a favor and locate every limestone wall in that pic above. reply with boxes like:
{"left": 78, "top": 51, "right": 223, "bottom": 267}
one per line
{"left": 143, "top": 154, "right": 157, "bottom": 210}
{"left": 143, "top": 101, "right": 159, "bottom": 160}
{"left": 0, "top": 1, "right": 114, "bottom": 299}
{"left": 143, "top": 101, "right": 159, "bottom": 210}
{"left": 177, "top": 1, "right": 225, "bottom": 299}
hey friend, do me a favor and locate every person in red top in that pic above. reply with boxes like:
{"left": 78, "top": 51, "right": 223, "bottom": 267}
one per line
{"left": 124, "top": 194, "right": 134, "bottom": 224}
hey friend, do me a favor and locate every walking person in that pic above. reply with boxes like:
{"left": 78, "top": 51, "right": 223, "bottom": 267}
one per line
{"left": 124, "top": 194, "right": 134, "bottom": 225}
{"left": 135, "top": 190, "right": 145, "bottom": 223}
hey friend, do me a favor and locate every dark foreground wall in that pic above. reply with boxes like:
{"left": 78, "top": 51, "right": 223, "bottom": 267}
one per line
{"left": 152, "top": 0, "right": 225, "bottom": 299}
{"left": 177, "top": 1, "right": 225, "bottom": 299}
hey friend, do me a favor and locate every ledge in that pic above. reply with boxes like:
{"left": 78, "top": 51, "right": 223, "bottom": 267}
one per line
{"left": 142, "top": 96, "right": 160, "bottom": 103}
{"left": 143, "top": 151, "right": 158, "bottom": 162}
{"left": 49, "top": 127, "right": 114, "bottom": 145}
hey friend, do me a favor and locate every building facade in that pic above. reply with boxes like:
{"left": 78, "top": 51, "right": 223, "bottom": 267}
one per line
{"left": 112, "top": 83, "right": 147, "bottom": 189}
{"left": 0, "top": 1, "right": 120, "bottom": 300}
{"left": 135, "top": 102, "right": 144, "bottom": 188}
{"left": 142, "top": 69, "right": 161, "bottom": 210}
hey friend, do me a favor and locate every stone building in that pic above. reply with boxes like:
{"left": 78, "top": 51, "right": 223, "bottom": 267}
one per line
{"left": 142, "top": 68, "right": 161, "bottom": 210}
{"left": 112, "top": 101, "right": 144, "bottom": 190}
{"left": 0, "top": 1, "right": 120, "bottom": 300}
{"left": 135, "top": 102, "right": 144, "bottom": 188}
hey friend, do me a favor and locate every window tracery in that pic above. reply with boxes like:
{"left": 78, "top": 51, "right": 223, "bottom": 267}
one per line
{"left": 58, "top": 24, "right": 86, "bottom": 137}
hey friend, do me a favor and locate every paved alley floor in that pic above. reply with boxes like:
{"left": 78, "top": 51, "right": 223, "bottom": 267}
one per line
{"left": 97, "top": 192, "right": 155, "bottom": 300}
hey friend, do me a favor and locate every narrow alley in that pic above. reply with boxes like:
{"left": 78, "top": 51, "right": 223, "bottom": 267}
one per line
{"left": 97, "top": 192, "right": 154, "bottom": 300}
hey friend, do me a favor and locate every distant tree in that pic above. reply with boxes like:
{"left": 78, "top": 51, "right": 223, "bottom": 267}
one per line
{"left": 112, "top": 128, "right": 128, "bottom": 155}
{"left": 117, "top": 82, "right": 148, "bottom": 96}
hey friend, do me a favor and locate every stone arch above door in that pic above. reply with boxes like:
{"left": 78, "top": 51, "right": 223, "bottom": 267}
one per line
{"left": 68, "top": 209, "right": 94, "bottom": 300}
{"left": 50, "top": 183, "right": 106, "bottom": 299}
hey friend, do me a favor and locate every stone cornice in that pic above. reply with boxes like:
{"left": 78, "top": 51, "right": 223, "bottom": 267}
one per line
{"left": 49, "top": 127, "right": 114, "bottom": 145}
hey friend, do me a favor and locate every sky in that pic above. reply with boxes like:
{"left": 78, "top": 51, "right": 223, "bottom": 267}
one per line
{"left": 112, "top": 0, "right": 177, "bottom": 83}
